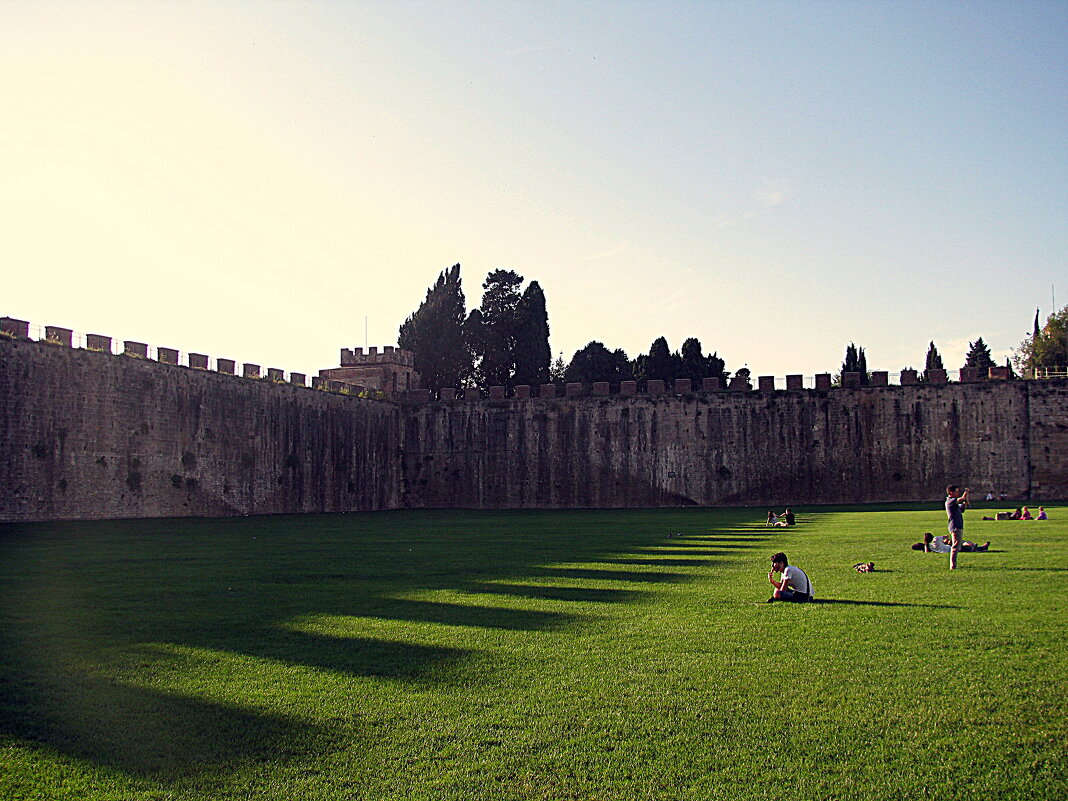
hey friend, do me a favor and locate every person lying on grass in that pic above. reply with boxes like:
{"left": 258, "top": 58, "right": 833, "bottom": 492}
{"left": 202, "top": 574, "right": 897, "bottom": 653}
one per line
{"left": 767, "top": 552, "right": 813, "bottom": 602}
{"left": 911, "top": 533, "right": 989, "bottom": 552}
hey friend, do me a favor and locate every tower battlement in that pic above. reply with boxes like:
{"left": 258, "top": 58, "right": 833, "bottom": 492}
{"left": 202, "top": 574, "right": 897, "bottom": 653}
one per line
{"left": 340, "top": 346, "right": 415, "bottom": 367}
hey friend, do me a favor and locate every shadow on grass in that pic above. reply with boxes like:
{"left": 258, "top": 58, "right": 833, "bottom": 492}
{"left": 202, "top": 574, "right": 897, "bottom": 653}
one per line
{"left": 986, "top": 566, "right": 1066, "bottom": 571}
{"left": 184, "top": 627, "right": 474, "bottom": 679}
{"left": 0, "top": 657, "right": 335, "bottom": 779}
{"left": 0, "top": 509, "right": 764, "bottom": 781}
{"left": 466, "top": 583, "right": 645, "bottom": 604}
{"left": 667, "top": 538, "right": 764, "bottom": 548}
{"left": 604, "top": 557, "right": 713, "bottom": 567}
{"left": 344, "top": 598, "right": 573, "bottom": 631}
{"left": 528, "top": 567, "right": 690, "bottom": 583}
{"left": 809, "top": 599, "right": 962, "bottom": 608}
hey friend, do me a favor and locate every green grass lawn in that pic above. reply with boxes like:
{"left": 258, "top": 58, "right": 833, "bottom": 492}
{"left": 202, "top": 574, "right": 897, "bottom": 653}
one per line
{"left": 1, "top": 504, "right": 1065, "bottom": 800}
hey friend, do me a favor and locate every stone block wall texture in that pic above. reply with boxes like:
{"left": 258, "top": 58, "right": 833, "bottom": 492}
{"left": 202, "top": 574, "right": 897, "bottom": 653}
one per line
{"left": 400, "top": 382, "right": 1063, "bottom": 508}
{"left": 1, "top": 336, "right": 1066, "bottom": 522}
{"left": 0, "top": 339, "right": 399, "bottom": 521}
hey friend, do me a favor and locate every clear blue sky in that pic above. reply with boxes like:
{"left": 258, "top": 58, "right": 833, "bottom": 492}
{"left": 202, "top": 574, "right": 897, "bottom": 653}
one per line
{"left": 2, "top": 1, "right": 1065, "bottom": 379}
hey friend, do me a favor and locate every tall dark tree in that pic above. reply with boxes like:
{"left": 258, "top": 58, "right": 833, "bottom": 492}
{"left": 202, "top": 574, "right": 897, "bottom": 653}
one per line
{"left": 468, "top": 269, "right": 524, "bottom": 388}
{"left": 706, "top": 351, "right": 729, "bottom": 384}
{"left": 397, "top": 264, "right": 471, "bottom": 390}
{"left": 679, "top": 337, "right": 708, "bottom": 382}
{"left": 963, "top": 337, "right": 996, "bottom": 374}
{"left": 513, "top": 281, "right": 551, "bottom": 386}
{"left": 838, "top": 342, "right": 870, "bottom": 385}
{"left": 564, "top": 342, "right": 632, "bottom": 384}
{"left": 922, "top": 341, "right": 944, "bottom": 382}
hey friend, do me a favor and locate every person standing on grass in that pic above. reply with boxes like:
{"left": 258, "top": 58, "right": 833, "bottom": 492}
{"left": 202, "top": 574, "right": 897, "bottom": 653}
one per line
{"left": 945, "top": 484, "right": 970, "bottom": 570}
{"left": 767, "top": 552, "right": 813, "bottom": 602}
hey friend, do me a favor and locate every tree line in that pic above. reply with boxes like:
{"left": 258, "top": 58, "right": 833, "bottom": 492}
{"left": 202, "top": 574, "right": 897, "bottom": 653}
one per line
{"left": 397, "top": 265, "right": 731, "bottom": 391}
{"left": 399, "top": 265, "right": 1067, "bottom": 391}
{"left": 836, "top": 338, "right": 1004, "bottom": 385}
{"left": 841, "top": 301, "right": 1068, "bottom": 385}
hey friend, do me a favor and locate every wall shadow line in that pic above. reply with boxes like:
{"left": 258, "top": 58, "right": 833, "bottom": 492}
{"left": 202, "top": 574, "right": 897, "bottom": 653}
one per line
{"left": 464, "top": 582, "right": 646, "bottom": 604}
{"left": 343, "top": 598, "right": 574, "bottom": 631}
{"left": 529, "top": 567, "right": 690, "bottom": 583}
{"left": 806, "top": 599, "right": 962, "bottom": 609}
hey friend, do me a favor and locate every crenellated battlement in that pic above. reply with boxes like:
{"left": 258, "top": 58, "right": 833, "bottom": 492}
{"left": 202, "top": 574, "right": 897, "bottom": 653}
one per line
{"left": 340, "top": 346, "right": 415, "bottom": 367}
{"left": 399, "top": 366, "right": 1017, "bottom": 404}
{"left": 0, "top": 314, "right": 1027, "bottom": 408}
{"left": 0, "top": 316, "right": 398, "bottom": 398}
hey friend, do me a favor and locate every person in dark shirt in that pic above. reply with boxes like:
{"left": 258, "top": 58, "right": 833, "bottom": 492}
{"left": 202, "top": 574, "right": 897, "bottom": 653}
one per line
{"left": 945, "top": 484, "right": 970, "bottom": 570}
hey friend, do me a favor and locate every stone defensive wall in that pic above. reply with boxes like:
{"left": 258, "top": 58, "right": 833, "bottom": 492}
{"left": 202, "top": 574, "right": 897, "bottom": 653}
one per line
{"left": 0, "top": 320, "right": 399, "bottom": 521}
{"left": 401, "top": 376, "right": 1065, "bottom": 508}
{"left": 1, "top": 317, "right": 1065, "bottom": 521}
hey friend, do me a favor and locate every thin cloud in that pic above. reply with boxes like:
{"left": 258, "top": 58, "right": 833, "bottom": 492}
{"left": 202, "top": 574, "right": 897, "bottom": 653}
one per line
{"left": 755, "top": 182, "right": 788, "bottom": 209}
{"left": 502, "top": 43, "right": 569, "bottom": 58}
{"left": 577, "top": 241, "right": 632, "bottom": 263}
{"left": 713, "top": 181, "right": 789, "bottom": 229}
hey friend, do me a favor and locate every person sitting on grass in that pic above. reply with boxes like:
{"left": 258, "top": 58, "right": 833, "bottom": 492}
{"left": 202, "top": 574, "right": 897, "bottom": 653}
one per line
{"left": 766, "top": 511, "right": 779, "bottom": 527}
{"left": 1020, "top": 506, "right": 1033, "bottom": 520}
{"left": 782, "top": 508, "right": 796, "bottom": 526}
{"left": 767, "top": 552, "right": 813, "bottom": 602}
{"left": 1037, "top": 507, "right": 1048, "bottom": 520}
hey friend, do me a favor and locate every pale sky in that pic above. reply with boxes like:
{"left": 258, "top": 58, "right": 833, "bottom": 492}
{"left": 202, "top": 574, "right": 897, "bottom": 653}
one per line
{"left": 2, "top": 1, "right": 1066, "bottom": 381}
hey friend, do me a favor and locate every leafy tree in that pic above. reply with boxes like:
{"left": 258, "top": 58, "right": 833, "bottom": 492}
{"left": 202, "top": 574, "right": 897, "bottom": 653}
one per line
{"left": 679, "top": 338, "right": 707, "bottom": 382}
{"left": 513, "top": 281, "right": 551, "bottom": 386}
{"left": 922, "top": 341, "right": 944, "bottom": 382}
{"left": 706, "top": 351, "right": 729, "bottom": 384}
{"left": 635, "top": 336, "right": 677, "bottom": 382}
{"left": 468, "top": 269, "right": 524, "bottom": 388}
{"left": 397, "top": 264, "right": 471, "bottom": 390}
{"left": 564, "top": 342, "right": 632, "bottom": 384}
{"left": 963, "top": 337, "right": 996, "bottom": 374}
{"left": 1013, "top": 305, "right": 1068, "bottom": 374}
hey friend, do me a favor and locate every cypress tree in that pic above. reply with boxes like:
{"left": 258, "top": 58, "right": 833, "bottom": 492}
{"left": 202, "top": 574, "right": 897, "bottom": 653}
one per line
{"left": 922, "top": 341, "right": 944, "bottom": 382}
{"left": 513, "top": 281, "right": 551, "bottom": 386}
{"left": 397, "top": 264, "right": 471, "bottom": 390}
{"left": 471, "top": 269, "right": 524, "bottom": 388}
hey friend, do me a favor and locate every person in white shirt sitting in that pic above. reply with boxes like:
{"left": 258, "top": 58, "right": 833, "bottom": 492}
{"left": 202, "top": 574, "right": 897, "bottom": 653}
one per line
{"left": 767, "top": 552, "right": 813, "bottom": 602}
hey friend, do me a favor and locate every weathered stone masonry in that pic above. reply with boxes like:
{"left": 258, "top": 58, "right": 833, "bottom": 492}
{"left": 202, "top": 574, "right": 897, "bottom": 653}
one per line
{"left": 0, "top": 338, "right": 399, "bottom": 521}
{"left": 1, "top": 335, "right": 1065, "bottom": 522}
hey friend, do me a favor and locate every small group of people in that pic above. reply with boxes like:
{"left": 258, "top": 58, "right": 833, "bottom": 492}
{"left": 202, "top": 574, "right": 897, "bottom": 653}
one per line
{"left": 765, "top": 508, "right": 796, "bottom": 527}
{"left": 984, "top": 506, "right": 1047, "bottom": 521}
{"left": 761, "top": 481, "right": 1046, "bottom": 600}
{"left": 912, "top": 532, "right": 989, "bottom": 553}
